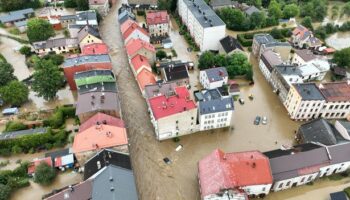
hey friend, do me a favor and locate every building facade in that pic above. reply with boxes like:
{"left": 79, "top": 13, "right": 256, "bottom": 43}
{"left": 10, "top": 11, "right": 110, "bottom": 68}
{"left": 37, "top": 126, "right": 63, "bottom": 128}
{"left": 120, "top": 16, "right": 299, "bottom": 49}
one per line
{"left": 146, "top": 11, "right": 170, "bottom": 37}
{"left": 200, "top": 67, "right": 228, "bottom": 89}
{"left": 178, "top": 0, "right": 226, "bottom": 51}
{"left": 259, "top": 50, "right": 283, "bottom": 83}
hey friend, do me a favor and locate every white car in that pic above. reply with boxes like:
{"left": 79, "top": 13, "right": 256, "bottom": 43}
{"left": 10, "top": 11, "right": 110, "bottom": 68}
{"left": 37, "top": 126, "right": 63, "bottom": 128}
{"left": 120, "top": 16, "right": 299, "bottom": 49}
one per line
{"left": 262, "top": 116, "right": 267, "bottom": 125}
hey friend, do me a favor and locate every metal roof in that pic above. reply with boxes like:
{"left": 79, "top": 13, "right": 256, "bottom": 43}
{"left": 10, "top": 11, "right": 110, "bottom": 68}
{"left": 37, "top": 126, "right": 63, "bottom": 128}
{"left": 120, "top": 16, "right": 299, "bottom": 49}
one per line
{"left": 0, "top": 127, "right": 47, "bottom": 140}
{"left": 182, "top": 0, "right": 226, "bottom": 28}
{"left": 197, "top": 89, "right": 234, "bottom": 114}
{"left": 0, "top": 8, "right": 33, "bottom": 23}
{"left": 89, "top": 165, "right": 138, "bottom": 200}
{"left": 63, "top": 54, "right": 111, "bottom": 68}
{"left": 293, "top": 83, "right": 325, "bottom": 101}
{"left": 203, "top": 67, "right": 228, "bottom": 82}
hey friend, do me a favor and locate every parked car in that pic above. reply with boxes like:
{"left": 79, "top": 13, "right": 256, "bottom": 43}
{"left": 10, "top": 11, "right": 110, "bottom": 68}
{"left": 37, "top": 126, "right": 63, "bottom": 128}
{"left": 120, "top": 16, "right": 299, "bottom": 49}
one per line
{"left": 239, "top": 98, "right": 245, "bottom": 105}
{"left": 254, "top": 116, "right": 261, "bottom": 125}
{"left": 262, "top": 116, "right": 267, "bottom": 125}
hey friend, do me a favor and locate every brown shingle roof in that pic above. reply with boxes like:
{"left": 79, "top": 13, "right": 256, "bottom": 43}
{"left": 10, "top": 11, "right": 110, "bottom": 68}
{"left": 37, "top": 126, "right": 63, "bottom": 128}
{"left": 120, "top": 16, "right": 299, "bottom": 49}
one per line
{"left": 319, "top": 82, "right": 350, "bottom": 102}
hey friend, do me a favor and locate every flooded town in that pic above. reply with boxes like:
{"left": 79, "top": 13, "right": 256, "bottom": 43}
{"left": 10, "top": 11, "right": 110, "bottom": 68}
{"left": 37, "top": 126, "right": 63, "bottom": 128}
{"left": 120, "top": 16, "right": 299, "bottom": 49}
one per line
{"left": 0, "top": 0, "right": 350, "bottom": 200}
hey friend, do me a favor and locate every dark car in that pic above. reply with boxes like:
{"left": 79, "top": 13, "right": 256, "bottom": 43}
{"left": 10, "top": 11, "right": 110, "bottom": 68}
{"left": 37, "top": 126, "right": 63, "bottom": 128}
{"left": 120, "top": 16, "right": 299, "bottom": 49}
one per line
{"left": 254, "top": 116, "right": 261, "bottom": 125}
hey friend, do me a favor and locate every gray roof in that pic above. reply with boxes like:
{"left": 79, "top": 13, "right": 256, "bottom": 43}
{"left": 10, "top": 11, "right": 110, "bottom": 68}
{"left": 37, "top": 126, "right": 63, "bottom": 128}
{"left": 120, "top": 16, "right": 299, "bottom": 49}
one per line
{"left": 210, "top": 0, "right": 235, "bottom": 7}
{"left": 264, "top": 42, "right": 291, "bottom": 48}
{"left": 33, "top": 37, "right": 78, "bottom": 50}
{"left": 43, "top": 181, "right": 93, "bottom": 200}
{"left": 77, "top": 25, "right": 101, "bottom": 42}
{"left": 298, "top": 118, "right": 345, "bottom": 146}
{"left": 0, "top": 128, "right": 47, "bottom": 140}
{"left": 90, "top": 165, "right": 138, "bottom": 200}
{"left": 0, "top": 8, "right": 34, "bottom": 23}
{"left": 60, "top": 14, "right": 77, "bottom": 21}
{"left": 264, "top": 143, "right": 330, "bottom": 181}
{"left": 244, "top": 6, "right": 260, "bottom": 16}
{"left": 275, "top": 65, "right": 301, "bottom": 76}
{"left": 203, "top": 67, "right": 228, "bottom": 82}
{"left": 261, "top": 50, "right": 283, "bottom": 72}
{"left": 293, "top": 83, "right": 325, "bottom": 101}
{"left": 144, "top": 82, "right": 178, "bottom": 99}
{"left": 328, "top": 142, "right": 350, "bottom": 165}
{"left": 14, "top": 20, "right": 27, "bottom": 27}
{"left": 63, "top": 54, "right": 111, "bottom": 68}
{"left": 254, "top": 34, "right": 276, "bottom": 45}
{"left": 60, "top": 11, "right": 97, "bottom": 22}
{"left": 118, "top": 10, "right": 135, "bottom": 22}
{"left": 219, "top": 36, "right": 243, "bottom": 53}
{"left": 294, "top": 49, "right": 318, "bottom": 62}
{"left": 197, "top": 89, "right": 234, "bottom": 114}
{"left": 183, "top": 0, "right": 226, "bottom": 28}
{"left": 337, "top": 120, "right": 350, "bottom": 133}
{"left": 76, "top": 91, "right": 120, "bottom": 115}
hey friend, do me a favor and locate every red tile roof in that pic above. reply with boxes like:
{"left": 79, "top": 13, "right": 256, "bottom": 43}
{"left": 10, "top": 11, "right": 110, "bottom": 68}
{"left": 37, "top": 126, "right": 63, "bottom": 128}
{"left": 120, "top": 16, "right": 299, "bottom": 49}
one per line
{"left": 28, "top": 157, "right": 53, "bottom": 174}
{"left": 146, "top": 11, "right": 169, "bottom": 25}
{"left": 73, "top": 124, "right": 128, "bottom": 154}
{"left": 198, "top": 149, "right": 273, "bottom": 198}
{"left": 81, "top": 43, "right": 109, "bottom": 55}
{"left": 148, "top": 86, "right": 197, "bottom": 120}
{"left": 131, "top": 54, "right": 151, "bottom": 73}
{"left": 122, "top": 23, "right": 149, "bottom": 40}
{"left": 319, "top": 81, "right": 350, "bottom": 102}
{"left": 120, "top": 19, "right": 137, "bottom": 34}
{"left": 292, "top": 25, "right": 309, "bottom": 38}
{"left": 126, "top": 38, "right": 155, "bottom": 57}
{"left": 79, "top": 112, "right": 125, "bottom": 132}
{"left": 136, "top": 68, "right": 156, "bottom": 91}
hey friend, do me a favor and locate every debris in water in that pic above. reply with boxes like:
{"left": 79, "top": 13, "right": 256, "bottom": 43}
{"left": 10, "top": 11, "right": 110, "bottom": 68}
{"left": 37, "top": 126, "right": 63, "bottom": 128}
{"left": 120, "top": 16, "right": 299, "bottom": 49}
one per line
{"left": 163, "top": 157, "right": 171, "bottom": 164}
{"left": 175, "top": 144, "right": 183, "bottom": 152}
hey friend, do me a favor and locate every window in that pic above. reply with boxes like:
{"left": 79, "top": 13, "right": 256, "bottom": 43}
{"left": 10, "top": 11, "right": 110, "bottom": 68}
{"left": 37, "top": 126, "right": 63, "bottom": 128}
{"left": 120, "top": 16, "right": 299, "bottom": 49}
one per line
{"left": 176, "top": 120, "right": 178, "bottom": 124}
{"left": 307, "top": 176, "right": 312, "bottom": 181}
{"left": 286, "top": 181, "right": 291, "bottom": 187}
{"left": 301, "top": 177, "right": 305, "bottom": 183}
{"left": 278, "top": 183, "right": 283, "bottom": 188}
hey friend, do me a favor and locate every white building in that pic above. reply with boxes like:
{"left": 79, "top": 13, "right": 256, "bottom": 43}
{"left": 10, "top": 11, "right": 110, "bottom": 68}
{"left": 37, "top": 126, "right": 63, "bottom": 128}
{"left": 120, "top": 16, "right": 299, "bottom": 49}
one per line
{"left": 259, "top": 50, "right": 283, "bottom": 83}
{"left": 122, "top": 23, "right": 150, "bottom": 44}
{"left": 298, "top": 59, "right": 330, "bottom": 81}
{"left": 200, "top": 67, "right": 228, "bottom": 89}
{"left": 148, "top": 86, "right": 198, "bottom": 140}
{"left": 195, "top": 89, "right": 234, "bottom": 131}
{"left": 178, "top": 0, "right": 226, "bottom": 51}
{"left": 292, "top": 49, "right": 323, "bottom": 66}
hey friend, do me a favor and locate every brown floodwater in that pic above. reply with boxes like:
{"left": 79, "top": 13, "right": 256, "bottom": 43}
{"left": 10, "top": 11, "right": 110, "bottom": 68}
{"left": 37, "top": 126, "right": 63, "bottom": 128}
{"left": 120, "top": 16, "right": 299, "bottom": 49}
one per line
{"left": 325, "top": 32, "right": 350, "bottom": 50}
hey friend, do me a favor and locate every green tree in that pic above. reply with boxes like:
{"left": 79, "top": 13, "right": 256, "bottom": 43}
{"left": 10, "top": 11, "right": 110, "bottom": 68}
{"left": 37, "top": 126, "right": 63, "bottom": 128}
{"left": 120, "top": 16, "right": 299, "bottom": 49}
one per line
{"left": 249, "top": 12, "right": 266, "bottom": 29}
{"left": 5, "top": 121, "right": 27, "bottom": 132}
{"left": 156, "top": 50, "right": 167, "bottom": 60}
{"left": 226, "top": 53, "right": 252, "bottom": 78}
{"left": 34, "top": 162, "right": 56, "bottom": 185}
{"left": 343, "top": 2, "right": 350, "bottom": 16}
{"left": 301, "top": 16, "right": 314, "bottom": 30}
{"left": 198, "top": 51, "right": 216, "bottom": 70}
{"left": 32, "top": 59, "right": 64, "bottom": 101}
{"left": 283, "top": 4, "right": 299, "bottom": 19}
{"left": 0, "top": 0, "right": 40, "bottom": 12}
{"left": 217, "top": 8, "right": 246, "bottom": 31}
{"left": 27, "top": 18, "right": 55, "bottom": 43}
{"left": 64, "top": 0, "right": 77, "bottom": 8}
{"left": 19, "top": 46, "right": 32, "bottom": 57}
{"left": 0, "top": 184, "right": 11, "bottom": 200}
{"left": 268, "top": 0, "right": 282, "bottom": 20}
{"left": 0, "top": 80, "right": 29, "bottom": 106}
{"left": 0, "top": 62, "right": 16, "bottom": 87}
{"left": 270, "top": 28, "right": 283, "bottom": 39}
{"left": 333, "top": 48, "right": 350, "bottom": 68}
{"left": 76, "top": 0, "right": 89, "bottom": 11}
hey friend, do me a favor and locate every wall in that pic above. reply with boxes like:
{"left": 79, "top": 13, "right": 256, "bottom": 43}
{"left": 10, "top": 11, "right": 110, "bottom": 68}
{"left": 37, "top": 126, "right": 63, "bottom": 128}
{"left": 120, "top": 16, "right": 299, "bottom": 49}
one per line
{"left": 241, "top": 183, "right": 272, "bottom": 196}
{"left": 202, "top": 25, "right": 226, "bottom": 51}
{"left": 79, "top": 34, "right": 103, "bottom": 49}
{"left": 125, "top": 30, "right": 150, "bottom": 44}
{"left": 129, "top": 48, "right": 156, "bottom": 65}
{"left": 199, "top": 110, "right": 233, "bottom": 131}
{"left": 272, "top": 172, "right": 319, "bottom": 192}
{"left": 149, "top": 23, "right": 169, "bottom": 37}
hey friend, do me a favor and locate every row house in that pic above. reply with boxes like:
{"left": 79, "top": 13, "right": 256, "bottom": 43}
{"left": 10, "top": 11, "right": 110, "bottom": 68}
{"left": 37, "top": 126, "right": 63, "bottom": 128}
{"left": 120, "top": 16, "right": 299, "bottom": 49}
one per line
{"left": 89, "top": 0, "right": 110, "bottom": 17}
{"left": 292, "top": 49, "right": 325, "bottom": 66}
{"left": 77, "top": 25, "right": 103, "bottom": 49}
{"left": 285, "top": 81, "right": 350, "bottom": 121}
{"left": 291, "top": 25, "right": 322, "bottom": 49}
{"left": 195, "top": 88, "right": 234, "bottom": 131}
{"left": 63, "top": 54, "right": 112, "bottom": 90}
{"left": 259, "top": 50, "right": 283, "bottom": 83}
{"left": 198, "top": 149, "right": 273, "bottom": 200}
{"left": 160, "top": 61, "right": 190, "bottom": 86}
{"left": 122, "top": 22, "right": 150, "bottom": 44}
{"left": 264, "top": 143, "right": 330, "bottom": 192}
{"left": 81, "top": 42, "right": 109, "bottom": 55}
{"left": 146, "top": 10, "right": 170, "bottom": 38}
{"left": 74, "top": 69, "right": 116, "bottom": 94}
{"left": 118, "top": 5, "right": 136, "bottom": 24}
{"left": 148, "top": 86, "right": 198, "bottom": 140}
{"left": 270, "top": 65, "right": 303, "bottom": 103}
{"left": 72, "top": 113, "right": 128, "bottom": 164}
{"left": 178, "top": 0, "right": 226, "bottom": 51}
{"left": 126, "top": 38, "right": 156, "bottom": 65}
{"left": 298, "top": 59, "right": 330, "bottom": 81}
{"left": 252, "top": 34, "right": 291, "bottom": 61}
{"left": 0, "top": 8, "right": 34, "bottom": 26}
{"left": 199, "top": 67, "right": 228, "bottom": 90}
{"left": 33, "top": 37, "right": 79, "bottom": 55}
{"left": 60, "top": 10, "right": 98, "bottom": 28}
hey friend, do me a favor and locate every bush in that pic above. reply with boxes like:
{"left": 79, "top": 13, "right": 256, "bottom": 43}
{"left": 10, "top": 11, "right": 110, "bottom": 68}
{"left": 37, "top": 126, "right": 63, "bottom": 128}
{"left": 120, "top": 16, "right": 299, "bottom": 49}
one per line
{"left": 19, "top": 46, "right": 32, "bottom": 57}
{"left": 9, "top": 28, "right": 20, "bottom": 35}
{"left": 34, "top": 162, "right": 56, "bottom": 185}
{"left": 43, "top": 54, "right": 64, "bottom": 65}
{"left": 0, "top": 184, "right": 11, "bottom": 200}
{"left": 345, "top": 187, "right": 350, "bottom": 198}
{"left": 11, "top": 145, "right": 23, "bottom": 154}
{"left": 237, "top": 34, "right": 253, "bottom": 47}
{"left": 43, "top": 106, "right": 75, "bottom": 128}
{"left": 4, "top": 121, "right": 27, "bottom": 132}
{"left": 156, "top": 50, "right": 167, "bottom": 60}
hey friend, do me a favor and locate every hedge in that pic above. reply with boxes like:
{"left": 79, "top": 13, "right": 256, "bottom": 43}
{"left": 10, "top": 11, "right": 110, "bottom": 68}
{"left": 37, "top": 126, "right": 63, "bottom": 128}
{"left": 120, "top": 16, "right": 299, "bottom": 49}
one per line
{"left": 43, "top": 106, "right": 75, "bottom": 128}
{"left": 344, "top": 187, "right": 350, "bottom": 198}
{"left": 237, "top": 28, "right": 293, "bottom": 47}
{"left": 4, "top": 121, "right": 27, "bottom": 132}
